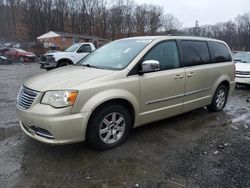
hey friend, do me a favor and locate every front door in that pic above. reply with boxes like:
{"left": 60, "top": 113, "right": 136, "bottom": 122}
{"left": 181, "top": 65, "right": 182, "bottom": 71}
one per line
{"left": 73, "top": 44, "right": 92, "bottom": 62}
{"left": 139, "top": 41, "right": 185, "bottom": 124}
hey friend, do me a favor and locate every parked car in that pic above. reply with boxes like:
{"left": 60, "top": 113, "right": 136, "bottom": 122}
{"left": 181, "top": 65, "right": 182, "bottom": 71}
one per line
{"left": 39, "top": 43, "right": 96, "bottom": 70}
{"left": 4, "top": 48, "right": 36, "bottom": 62}
{"left": 235, "top": 53, "right": 250, "bottom": 85}
{"left": 16, "top": 36, "right": 235, "bottom": 150}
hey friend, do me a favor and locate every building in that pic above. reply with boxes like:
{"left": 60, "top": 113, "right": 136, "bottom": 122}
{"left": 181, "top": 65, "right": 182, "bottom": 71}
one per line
{"left": 37, "top": 31, "right": 109, "bottom": 50}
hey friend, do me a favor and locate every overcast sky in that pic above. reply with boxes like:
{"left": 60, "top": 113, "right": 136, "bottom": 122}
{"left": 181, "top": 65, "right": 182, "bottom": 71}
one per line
{"left": 135, "top": 0, "right": 250, "bottom": 27}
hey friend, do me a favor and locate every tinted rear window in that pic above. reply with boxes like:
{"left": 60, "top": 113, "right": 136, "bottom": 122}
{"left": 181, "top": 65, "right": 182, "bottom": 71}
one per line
{"left": 181, "top": 40, "right": 210, "bottom": 67}
{"left": 208, "top": 41, "right": 232, "bottom": 63}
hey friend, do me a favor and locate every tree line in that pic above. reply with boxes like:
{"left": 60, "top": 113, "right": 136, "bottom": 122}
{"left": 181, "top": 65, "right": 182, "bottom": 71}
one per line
{"left": 184, "top": 15, "right": 250, "bottom": 51}
{"left": 0, "top": 0, "right": 250, "bottom": 50}
{"left": 0, "top": 0, "right": 180, "bottom": 40}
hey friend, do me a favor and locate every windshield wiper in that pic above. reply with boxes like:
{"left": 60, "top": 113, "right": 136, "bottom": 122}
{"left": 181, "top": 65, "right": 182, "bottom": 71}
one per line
{"left": 82, "top": 64, "right": 103, "bottom": 69}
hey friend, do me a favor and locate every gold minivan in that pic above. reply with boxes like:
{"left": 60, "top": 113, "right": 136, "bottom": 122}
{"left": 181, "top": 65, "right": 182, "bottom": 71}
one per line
{"left": 16, "top": 36, "right": 235, "bottom": 150}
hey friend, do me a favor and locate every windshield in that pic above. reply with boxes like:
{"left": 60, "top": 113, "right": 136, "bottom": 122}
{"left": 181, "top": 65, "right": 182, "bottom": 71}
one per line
{"left": 240, "top": 54, "right": 250, "bottom": 63}
{"left": 64, "top": 43, "right": 81, "bottom": 52}
{"left": 234, "top": 52, "right": 250, "bottom": 61}
{"left": 77, "top": 38, "right": 153, "bottom": 70}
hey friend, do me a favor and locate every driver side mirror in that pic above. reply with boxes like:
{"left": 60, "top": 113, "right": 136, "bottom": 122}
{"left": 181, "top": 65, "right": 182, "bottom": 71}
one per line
{"left": 140, "top": 60, "right": 160, "bottom": 74}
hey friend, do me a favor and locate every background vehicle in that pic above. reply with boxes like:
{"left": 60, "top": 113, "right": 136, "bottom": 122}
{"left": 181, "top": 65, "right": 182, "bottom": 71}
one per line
{"left": 4, "top": 48, "right": 36, "bottom": 62}
{"left": 235, "top": 53, "right": 250, "bottom": 85}
{"left": 16, "top": 36, "right": 235, "bottom": 150}
{"left": 39, "top": 43, "right": 96, "bottom": 70}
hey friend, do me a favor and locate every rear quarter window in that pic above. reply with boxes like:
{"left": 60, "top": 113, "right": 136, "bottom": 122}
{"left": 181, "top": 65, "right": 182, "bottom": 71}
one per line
{"left": 208, "top": 41, "right": 232, "bottom": 63}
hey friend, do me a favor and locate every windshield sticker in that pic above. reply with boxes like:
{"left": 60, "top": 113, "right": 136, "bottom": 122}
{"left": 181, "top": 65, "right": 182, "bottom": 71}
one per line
{"left": 135, "top": 39, "right": 152, "bottom": 43}
{"left": 123, "top": 48, "right": 131, "bottom": 54}
{"left": 113, "top": 64, "right": 123, "bottom": 69}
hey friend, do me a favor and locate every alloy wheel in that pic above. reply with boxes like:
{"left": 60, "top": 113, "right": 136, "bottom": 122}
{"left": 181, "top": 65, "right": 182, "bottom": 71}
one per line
{"left": 99, "top": 112, "right": 126, "bottom": 144}
{"left": 215, "top": 89, "right": 226, "bottom": 109}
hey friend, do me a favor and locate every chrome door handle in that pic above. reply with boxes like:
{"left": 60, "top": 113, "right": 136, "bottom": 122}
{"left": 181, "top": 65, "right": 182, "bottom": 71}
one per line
{"left": 187, "top": 72, "right": 195, "bottom": 77}
{"left": 174, "top": 74, "right": 184, "bottom": 79}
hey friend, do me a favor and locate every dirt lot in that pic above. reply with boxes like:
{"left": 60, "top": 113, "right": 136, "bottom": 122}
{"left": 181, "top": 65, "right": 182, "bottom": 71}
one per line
{"left": 0, "top": 63, "right": 250, "bottom": 188}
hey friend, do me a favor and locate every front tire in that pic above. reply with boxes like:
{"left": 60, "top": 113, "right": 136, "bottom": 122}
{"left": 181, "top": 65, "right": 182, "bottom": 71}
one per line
{"left": 87, "top": 104, "right": 132, "bottom": 150}
{"left": 57, "top": 61, "right": 68, "bottom": 67}
{"left": 208, "top": 85, "right": 228, "bottom": 112}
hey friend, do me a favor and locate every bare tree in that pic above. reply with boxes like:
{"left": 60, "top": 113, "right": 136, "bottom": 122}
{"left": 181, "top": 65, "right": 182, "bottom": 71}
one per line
{"left": 161, "top": 13, "right": 181, "bottom": 34}
{"left": 236, "top": 13, "right": 250, "bottom": 50}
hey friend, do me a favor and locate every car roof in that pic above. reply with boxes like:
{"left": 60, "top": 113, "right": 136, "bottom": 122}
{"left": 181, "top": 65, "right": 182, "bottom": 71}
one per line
{"left": 118, "top": 35, "right": 226, "bottom": 44}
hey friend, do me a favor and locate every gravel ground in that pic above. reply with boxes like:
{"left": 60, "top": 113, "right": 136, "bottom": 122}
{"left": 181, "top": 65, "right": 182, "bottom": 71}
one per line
{"left": 0, "top": 63, "right": 250, "bottom": 188}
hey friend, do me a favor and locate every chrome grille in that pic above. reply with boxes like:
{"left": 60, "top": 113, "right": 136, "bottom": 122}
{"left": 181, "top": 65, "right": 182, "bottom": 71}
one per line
{"left": 17, "top": 86, "right": 38, "bottom": 109}
{"left": 236, "top": 71, "right": 250, "bottom": 75}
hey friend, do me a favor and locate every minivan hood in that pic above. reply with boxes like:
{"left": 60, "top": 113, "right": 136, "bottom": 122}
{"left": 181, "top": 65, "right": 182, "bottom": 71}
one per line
{"left": 24, "top": 66, "right": 113, "bottom": 91}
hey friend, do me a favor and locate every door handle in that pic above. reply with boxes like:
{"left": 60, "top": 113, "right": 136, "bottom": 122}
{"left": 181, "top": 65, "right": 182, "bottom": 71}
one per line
{"left": 174, "top": 74, "right": 184, "bottom": 79}
{"left": 187, "top": 72, "right": 195, "bottom": 77}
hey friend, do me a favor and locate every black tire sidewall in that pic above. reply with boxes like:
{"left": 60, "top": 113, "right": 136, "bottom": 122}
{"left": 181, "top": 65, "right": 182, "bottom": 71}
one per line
{"left": 87, "top": 104, "right": 132, "bottom": 150}
{"left": 58, "top": 61, "right": 68, "bottom": 67}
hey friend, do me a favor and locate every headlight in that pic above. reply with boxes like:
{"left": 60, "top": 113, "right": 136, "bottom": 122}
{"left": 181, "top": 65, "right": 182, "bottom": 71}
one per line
{"left": 41, "top": 90, "right": 78, "bottom": 108}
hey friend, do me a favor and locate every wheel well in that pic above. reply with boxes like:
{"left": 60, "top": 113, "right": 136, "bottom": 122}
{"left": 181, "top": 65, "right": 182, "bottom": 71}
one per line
{"left": 86, "top": 99, "right": 135, "bottom": 137}
{"left": 220, "top": 80, "right": 230, "bottom": 91}
{"left": 58, "top": 58, "right": 73, "bottom": 65}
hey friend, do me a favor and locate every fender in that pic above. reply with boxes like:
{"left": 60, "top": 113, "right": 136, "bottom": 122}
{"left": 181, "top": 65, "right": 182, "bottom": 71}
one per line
{"left": 53, "top": 52, "right": 75, "bottom": 64}
{"left": 80, "top": 89, "right": 141, "bottom": 126}
{"left": 211, "top": 74, "right": 231, "bottom": 98}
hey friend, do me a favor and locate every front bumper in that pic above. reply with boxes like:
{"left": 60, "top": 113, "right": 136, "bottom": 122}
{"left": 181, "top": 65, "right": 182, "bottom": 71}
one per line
{"left": 235, "top": 75, "right": 250, "bottom": 84}
{"left": 16, "top": 105, "right": 89, "bottom": 144}
{"left": 39, "top": 61, "right": 57, "bottom": 69}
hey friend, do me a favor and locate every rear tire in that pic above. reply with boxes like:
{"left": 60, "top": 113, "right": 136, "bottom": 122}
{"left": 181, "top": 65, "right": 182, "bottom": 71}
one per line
{"left": 207, "top": 85, "right": 228, "bottom": 112}
{"left": 87, "top": 104, "right": 131, "bottom": 150}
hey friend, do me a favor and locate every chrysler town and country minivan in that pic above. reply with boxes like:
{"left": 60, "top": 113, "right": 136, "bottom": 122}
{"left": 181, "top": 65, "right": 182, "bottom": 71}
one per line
{"left": 16, "top": 36, "right": 235, "bottom": 150}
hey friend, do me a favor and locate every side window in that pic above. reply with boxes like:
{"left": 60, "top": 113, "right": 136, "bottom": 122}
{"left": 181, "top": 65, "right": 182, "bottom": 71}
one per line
{"left": 143, "top": 41, "right": 180, "bottom": 71}
{"left": 181, "top": 40, "right": 210, "bottom": 67}
{"left": 208, "top": 41, "right": 232, "bottom": 63}
{"left": 77, "top": 44, "right": 92, "bottom": 53}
